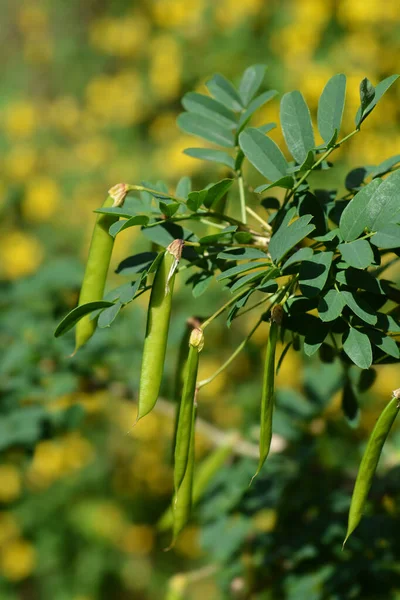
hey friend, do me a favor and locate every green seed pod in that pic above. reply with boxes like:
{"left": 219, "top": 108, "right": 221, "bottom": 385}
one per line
{"left": 174, "top": 327, "right": 204, "bottom": 492}
{"left": 172, "top": 317, "right": 203, "bottom": 463}
{"left": 344, "top": 389, "right": 400, "bottom": 547}
{"left": 75, "top": 184, "right": 128, "bottom": 352}
{"left": 251, "top": 304, "right": 281, "bottom": 483}
{"left": 171, "top": 405, "right": 197, "bottom": 546}
{"left": 158, "top": 432, "right": 238, "bottom": 532}
{"left": 136, "top": 239, "right": 184, "bottom": 422}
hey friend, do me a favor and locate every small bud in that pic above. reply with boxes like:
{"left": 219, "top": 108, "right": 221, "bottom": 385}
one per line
{"left": 393, "top": 388, "right": 400, "bottom": 399}
{"left": 189, "top": 327, "right": 204, "bottom": 352}
{"left": 271, "top": 304, "right": 284, "bottom": 325}
{"left": 108, "top": 183, "right": 128, "bottom": 207}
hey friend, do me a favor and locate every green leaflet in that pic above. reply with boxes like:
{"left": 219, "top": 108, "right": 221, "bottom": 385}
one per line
{"left": 371, "top": 225, "right": 400, "bottom": 249}
{"left": 175, "top": 176, "right": 192, "bottom": 199}
{"left": 339, "top": 178, "right": 382, "bottom": 241}
{"left": 54, "top": 301, "right": 115, "bottom": 338}
{"left": 344, "top": 392, "right": 400, "bottom": 546}
{"left": 239, "top": 64, "right": 267, "bottom": 106}
{"left": 182, "top": 92, "right": 238, "bottom": 129}
{"left": 318, "top": 289, "right": 345, "bottom": 322}
{"left": 338, "top": 239, "right": 374, "bottom": 269}
{"left": 238, "top": 90, "right": 278, "bottom": 128}
{"left": 280, "top": 91, "right": 315, "bottom": 164}
{"left": 341, "top": 291, "right": 377, "bottom": 326}
{"left": 355, "top": 74, "right": 399, "bottom": 126}
{"left": 299, "top": 251, "right": 333, "bottom": 298}
{"left": 343, "top": 327, "right": 372, "bottom": 370}
{"left": 318, "top": 74, "right": 346, "bottom": 144}
{"left": 206, "top": 73, "right": 243, "bottom": 111}
{"left": 183, "top": 148, "right": 235, "bottom": 169}
{"left": 109, "top": 215, "right": 149, "bottom": 237}
{"left": 269, "top": 207, "right": 315, "bottom": 264}
{"left": 239, "top": 128, "right": 288, "bottom": 182}
{"left": 216, "top": 261, "right": 271, "bottom": 282}
{"left": 97, "top": 301, "right": 122, "bottom": 328}
{"left": 177, "top": 112, "right": 235, "bottom": 148}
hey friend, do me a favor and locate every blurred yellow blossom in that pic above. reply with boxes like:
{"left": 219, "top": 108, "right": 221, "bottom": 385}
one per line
{"left": 18, "top": 4, "right": 48, "bottom": 33}
{"left": 4, "top": 144, "right": 37, "bottom": 181}
{"left": 75, "top": 136, "right": 116, "bottom": 171}
{"left": 216, "top": 0, "right": 264, "bottom": 28}
{"left": 174, "top": 525, "right": 203, "bottom": 558}
{"left": 149, "top": 35, "right": 182, "bottom": 101}
{"left": 89, "top": 15, "right": 149, "bottom": 57}
{"left": 0, "top": 231, "right": 43, "bottom": 280}
{"left": 253, "top": 508, "right": 277, "bottom": 532}
{"left": 0, "top": 539, "right": 36, "bottom": 581}
{"left": 119, "top": 525, "right": 154, "bottom": 555}
{"left": 152, "top": 0, "right": 205, "bottom": 31}
{"left": 85, "top": 72, "right": 144, "bottom": 126}
{"left": 0, "top": 466, "right": 22, "bottom": 503}
{"left": 149, "top": 112, "right": 180, "bottom": 143}
{"left": 4, "top": 101, "right": 37, "bottom": 139}
{"left": 153, "top": 135, "right": 204, "bottom": 178}
{"left": 22, "top": 176, "right": 61, "bottom": 222}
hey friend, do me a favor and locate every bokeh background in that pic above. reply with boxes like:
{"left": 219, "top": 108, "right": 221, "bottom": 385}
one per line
{"left": 1, "top": 1, "right": 400, "bottom": 599}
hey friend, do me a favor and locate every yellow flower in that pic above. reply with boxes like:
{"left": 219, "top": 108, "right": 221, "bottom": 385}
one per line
{"left": 216, "top": 0, "right": 264, "bottom": 28}
{"left": 4, "top": 144, "right": 37, "bottom": 181}
{"left": 0, "top": 466, "right": 21, "bottom": 503}
{"left": 89, "top": 15, "right": 149, "bottom": 57}
{"left": 22, "top": 176, "right": 60, "bottom": 223}
{"left": 253, "top": 508, "right": 277, "bottom": 532}
{"left": 149, "top": 36, "right": 182, "bottom": 100}
{"left": 153, "top": 135, "right": 204, "bottom": 179}
{"left": 61, "top": 433, "right": 94, "bottom": 472}
{"left": 27, "top": 440, "right": 64, "bottom": 488}
{"left": 18, "top": 4, "right": 48, "bottom": 33}
{"left": 85, "top": 72, "right": 144, "bottom": 126}
{"left": 174, "top": 525, "right": 203, "bottom": 558}
{"left": 0, "top": 539, "right": 36, "bottom": 581}
{"left": 0, "top": 231, "right": 43, "bottom": 280}
{"left": 152, "top": 0, "right": 205, "bottom": 30}
{"left": 4, "top": 101, "right": 37, "bottom": 139}
{"left": 118, "top": 525, "right": 154, "bottom": 555}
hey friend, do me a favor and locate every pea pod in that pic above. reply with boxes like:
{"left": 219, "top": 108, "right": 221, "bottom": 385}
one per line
{"left": 172, "top": 317, "right": 202, "bottom": 463}
{"left": 344, "top": 389, "right": 400, "bottom": 546}
{"left": 136, "top": 239, "right": 184, "bottom": 422}
{"left": 75, "top": 184, "right": 127, "bottom": 352}
{"left": 174, "top": 327, "right": 204, "bottom": 492}
{"left": 171, "top": 404, "right": 197, "bottom": 546}
{"left": 158, "top": 432, "right": 238, "bottom": 532}
{"left": 251, "top": 304, "right": 282, "bottom": 483}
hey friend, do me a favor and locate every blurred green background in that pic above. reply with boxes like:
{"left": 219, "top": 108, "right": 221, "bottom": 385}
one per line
{"left": 1, "top": 1, "right": 400, "bottom": 599}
